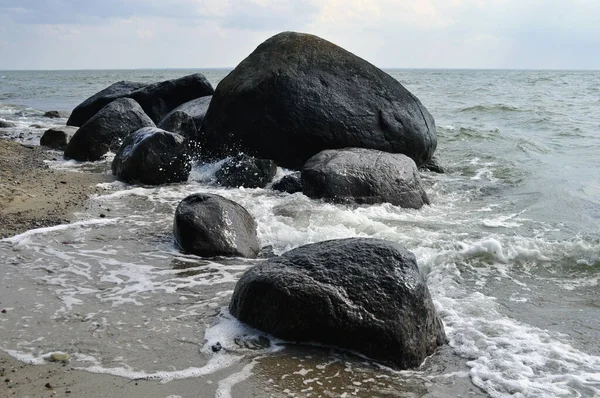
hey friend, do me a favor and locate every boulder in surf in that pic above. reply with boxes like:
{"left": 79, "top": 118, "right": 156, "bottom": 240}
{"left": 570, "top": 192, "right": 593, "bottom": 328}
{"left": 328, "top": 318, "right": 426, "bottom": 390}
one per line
{"left": 40, "top": 126, "right": 78, "bottom": 150}
{"left": 111, "top": 127, "right": 190, "bottom": 185}
{"left": 173, "top": 193, "right": 260, "bottom": 258}
{"left": 302, "top": 147, "right": 430, "bottom": 209}
{"left": 229, "top": 237, "right": 446, "bottom": 369}
{"left": 215, "top": 154, "right": 277, "bottom": 189}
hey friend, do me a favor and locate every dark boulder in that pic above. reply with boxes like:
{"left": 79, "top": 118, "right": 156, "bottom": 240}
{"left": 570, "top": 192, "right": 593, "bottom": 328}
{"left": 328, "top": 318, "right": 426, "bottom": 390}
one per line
{"left": 158, "top": 110, "right": 197, "bottom": 139}
{"left": 130, "top": 74, "right": 214, "bottom": 124}
{"left": 111, "top": 127, "right": 190, "bottom": 185}
{"left": 272, "top": 173, "right": 302, "bottom": 194}
{"left": 40, "top": 126, "right": 78, "bottom": 150}
{"left": 0, "top": 120, "right": 16, "bottom": 128}
{"left": 229, "top": 238, "right": 446, "bottom": 369}
{"left": 67, "top": 81, "right": 147, "bottom": 126}
{"left": 159, "top": 96, "right": 212, "bottom": 134}
{"left": 173, "top": 193, "right": 259, "bottom": 258}
{"left": 215, "top": 154, "right": 277, "bottom": 189}
{"left": 64, "top": 98, "right": 155, "bottom": 161}
{"left": 201, "top": 31, "right": 437, "bottom": 169}
{"left": 302, "top": 147, "right": 430, "bottom": 209}
{"left": 68, "top": 74, "right": 214, "bottom": 127}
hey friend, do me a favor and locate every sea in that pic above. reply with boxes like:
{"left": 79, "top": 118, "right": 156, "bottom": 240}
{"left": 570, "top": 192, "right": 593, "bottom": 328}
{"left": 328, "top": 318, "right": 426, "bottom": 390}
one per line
{"left": 0, "top": 69, "right": 599, "bottom": 398}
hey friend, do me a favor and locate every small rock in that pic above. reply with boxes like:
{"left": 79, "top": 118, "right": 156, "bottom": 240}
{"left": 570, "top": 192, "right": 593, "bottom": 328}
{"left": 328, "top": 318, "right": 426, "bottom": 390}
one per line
{"left": 1, "top": 309, "right": 6, "bottom": 314}
{"left": 211, "top": 342, "right": 222, "bottom": 352}
{"left": 49, "top": 353, "right": 70, "bottom": 363}
{"left": 45, "top": 382, "right": 53, "bottom": 389}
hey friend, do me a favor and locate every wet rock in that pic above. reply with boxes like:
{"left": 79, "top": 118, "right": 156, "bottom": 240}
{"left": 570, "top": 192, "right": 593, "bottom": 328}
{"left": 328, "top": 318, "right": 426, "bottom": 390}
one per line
{"left": 229, "top": 238, "right": 446, "bottom": 369}
{"left": 0, "top": 120, "right": 16, "bottom": 128}
{"left": 173, "top": 193, "right": 259, "bottom": 258}
{"left": 112, "top": 127, "right": 190, "bottom": 185}
{"left": 302, "top": 147, "right": 430, "bottom": 209}
{"left": 420, "top": 156, "right": 445, "bottom": 173}
{"left": 272, "top": 172, "right": 302, "bottom": 194}
{"left": 215, "top": 154, "right": 277, "bottom": 188}
{"left": 201, "top": 31, "right": 437, "bottom": 169}
{"left": 64, "top": 98, "right": 155, "bottom": 161}
{"left": 40, "top": 126, "right": 78, "bottom": 150}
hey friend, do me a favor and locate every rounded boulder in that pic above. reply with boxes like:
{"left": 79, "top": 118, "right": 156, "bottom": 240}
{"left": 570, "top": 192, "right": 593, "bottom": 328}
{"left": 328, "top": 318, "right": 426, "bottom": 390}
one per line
{"left": 229, "top": 238, "right": 446, "bottom": 369}
{"left": 201, "top": 31, "right": 437, "bottom": 169}
{"left": 173, "top": 193, "right": 259, "bottom": 258}
{"left": 111, "top": 127, "right": 190, "bottom": 185}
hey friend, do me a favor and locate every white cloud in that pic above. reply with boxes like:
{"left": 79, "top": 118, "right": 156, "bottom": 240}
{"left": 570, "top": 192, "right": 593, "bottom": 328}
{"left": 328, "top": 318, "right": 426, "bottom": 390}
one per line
{"left": 0, "top": 0, "right": 598, "bottom": 69}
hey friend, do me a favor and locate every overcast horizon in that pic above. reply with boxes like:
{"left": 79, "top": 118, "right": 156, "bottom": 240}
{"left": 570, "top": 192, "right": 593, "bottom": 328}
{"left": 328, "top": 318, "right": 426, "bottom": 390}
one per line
{"left": 1, "top": 0, "right": 599, "bottom": 71}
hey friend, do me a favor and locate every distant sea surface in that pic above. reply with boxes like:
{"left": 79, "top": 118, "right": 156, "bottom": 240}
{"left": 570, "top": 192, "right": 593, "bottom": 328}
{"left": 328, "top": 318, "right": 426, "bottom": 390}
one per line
{"left": 1, "top": 69, "right": 599, "bottom": 397}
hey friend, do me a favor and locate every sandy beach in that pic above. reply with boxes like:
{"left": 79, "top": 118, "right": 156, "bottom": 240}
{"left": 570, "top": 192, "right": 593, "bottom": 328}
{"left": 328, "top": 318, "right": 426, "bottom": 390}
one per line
{"left": 0, "top": 140, "right": 114, "bottom": 238}
{"left": 0, "top": 139, "right": 224, "bottom": 397}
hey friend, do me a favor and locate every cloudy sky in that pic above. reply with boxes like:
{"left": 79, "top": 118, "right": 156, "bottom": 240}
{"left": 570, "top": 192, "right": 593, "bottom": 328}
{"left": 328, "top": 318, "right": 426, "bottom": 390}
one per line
{"left": 1, "top": 0, "right": 599, "bottom": 70}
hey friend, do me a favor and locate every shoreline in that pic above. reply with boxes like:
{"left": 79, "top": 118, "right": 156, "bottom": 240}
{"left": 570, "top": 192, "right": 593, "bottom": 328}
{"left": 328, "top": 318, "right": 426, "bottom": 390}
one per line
{"left": 0, "top": 139, "right": 114, "bottom": 239}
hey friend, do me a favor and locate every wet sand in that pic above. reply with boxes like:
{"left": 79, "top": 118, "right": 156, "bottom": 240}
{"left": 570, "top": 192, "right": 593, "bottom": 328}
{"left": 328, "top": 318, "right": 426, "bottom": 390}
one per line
{"left": 0, "top": 140, "right": 113, "bottom": 239}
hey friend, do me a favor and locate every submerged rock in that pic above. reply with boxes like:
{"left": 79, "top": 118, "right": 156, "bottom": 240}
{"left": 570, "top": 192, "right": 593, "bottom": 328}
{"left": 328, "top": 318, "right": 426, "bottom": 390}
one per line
{"left": 0, "top": 120, "right": 16, "bottom": 128}
{"left": 201, "top": 31, "right": 437, "bottom": 169}
{"left": 272, "top": 172, "right": 303, "bottom": 194}
{"left": 40, "top": 126, "right": 78, "bottom": 150}
{"left": 112, "top": 127, "right": 190, "bottom": 185}
{"left": 64, "top": 98, "right": 155, "bottom": 161}
{"left": 302, "top": 147, "right": 430, "bottom": 209}
{"left": 173, "top": 193, "right": 259, "bottom": 258}
{"left": 43, "top": 110, "right": 64, "bottom": 118}
{"left": 215, "top": 154, "right": 277, "bottom": 188}
{"left": 229, "top": 238, "right": 446, "bottom": 369}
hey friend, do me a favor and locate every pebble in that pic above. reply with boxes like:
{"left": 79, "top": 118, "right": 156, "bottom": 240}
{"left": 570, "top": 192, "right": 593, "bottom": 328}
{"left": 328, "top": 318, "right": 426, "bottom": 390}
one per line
{"left": 49, "top": 353, "right": 70, "bottom": 363}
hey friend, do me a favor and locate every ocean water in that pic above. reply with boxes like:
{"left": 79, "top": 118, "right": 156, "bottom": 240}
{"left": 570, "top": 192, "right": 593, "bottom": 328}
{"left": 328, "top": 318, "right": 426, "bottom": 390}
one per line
{"left": 1, "top": 68, "right": 599, "bottom": 397}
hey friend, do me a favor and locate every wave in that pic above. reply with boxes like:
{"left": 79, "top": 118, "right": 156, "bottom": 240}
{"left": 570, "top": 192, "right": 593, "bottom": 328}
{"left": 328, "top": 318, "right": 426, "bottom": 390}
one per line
{"left": 459, "top": 104, "right": 522, "bottom": 113}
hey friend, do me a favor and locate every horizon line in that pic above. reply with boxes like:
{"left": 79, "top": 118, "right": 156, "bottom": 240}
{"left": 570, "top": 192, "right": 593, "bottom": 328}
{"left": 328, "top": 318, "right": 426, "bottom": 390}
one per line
{"left": 1, "top": 67, "right": 599, "bottom": 72}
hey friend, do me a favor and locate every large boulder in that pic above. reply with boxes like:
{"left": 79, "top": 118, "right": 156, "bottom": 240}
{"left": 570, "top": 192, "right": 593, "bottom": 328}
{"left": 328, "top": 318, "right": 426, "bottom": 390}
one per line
{"left": 200, "top": 31, "right": 437, "bottom": 170}
{"left": 130, "top": 74, "right": 214, "bottom": 124}
{"left": 215, "top": 154, "right": 277, "bottom": 188}
{"left": 111, "top": 127, "right": 190, "bottom": 185}
{"left": 64, "top": 98, "right": 155, "bottom": 161}
{"left": 67, "top": 74, "right": 215, "bottom": 127}
{"left": 229, "top": 238, "right": 446, "bottom": 369}
{"left": 40, "top": 126, "right": 78, "bottom": 150}
{"left": 302, "top": 147, "right": 430, "bottom": 209}
{"left": 173, "top": 193, "right": 260, "bottom": 258}
{"left": 67, "top": 81, "right": 147, "bottom": 127}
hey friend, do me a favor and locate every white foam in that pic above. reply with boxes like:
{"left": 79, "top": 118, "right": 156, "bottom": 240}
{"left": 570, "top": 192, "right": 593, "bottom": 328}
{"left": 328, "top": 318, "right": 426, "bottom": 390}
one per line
{"left": 1, "top": 218, "right": 119, "bottom": 245}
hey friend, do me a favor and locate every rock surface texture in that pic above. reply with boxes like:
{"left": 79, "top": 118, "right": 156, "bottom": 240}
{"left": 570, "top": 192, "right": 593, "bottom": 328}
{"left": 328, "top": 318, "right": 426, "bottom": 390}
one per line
{"left": 64, "top": 98, "right": 155, "bottom": 161}
{"left": 111, "top": 127, "right": 190, "bottom": 185}
{"left": 200, "top": 31, "right": 436, "bottom": 169}
{"left": 302, "top": 147, "right": 430, "bottom": 209}
{"left": 173, "top": 193, "right": 259, "bottom": 258}
{"left": 229, "top": 238, "right": 446, "bottom": 369}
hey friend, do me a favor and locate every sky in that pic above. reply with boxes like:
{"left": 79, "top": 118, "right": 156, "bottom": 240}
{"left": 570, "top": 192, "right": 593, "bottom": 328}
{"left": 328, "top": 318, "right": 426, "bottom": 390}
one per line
{"left": 1, "top": 0, "right": 599, "bottom": 70}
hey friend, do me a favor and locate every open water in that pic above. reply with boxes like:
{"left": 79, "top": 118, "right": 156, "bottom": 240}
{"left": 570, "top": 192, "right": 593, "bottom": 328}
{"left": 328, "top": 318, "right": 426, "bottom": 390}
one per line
{"left": 0, "top": 68, "right": 599, "bottom": 397}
